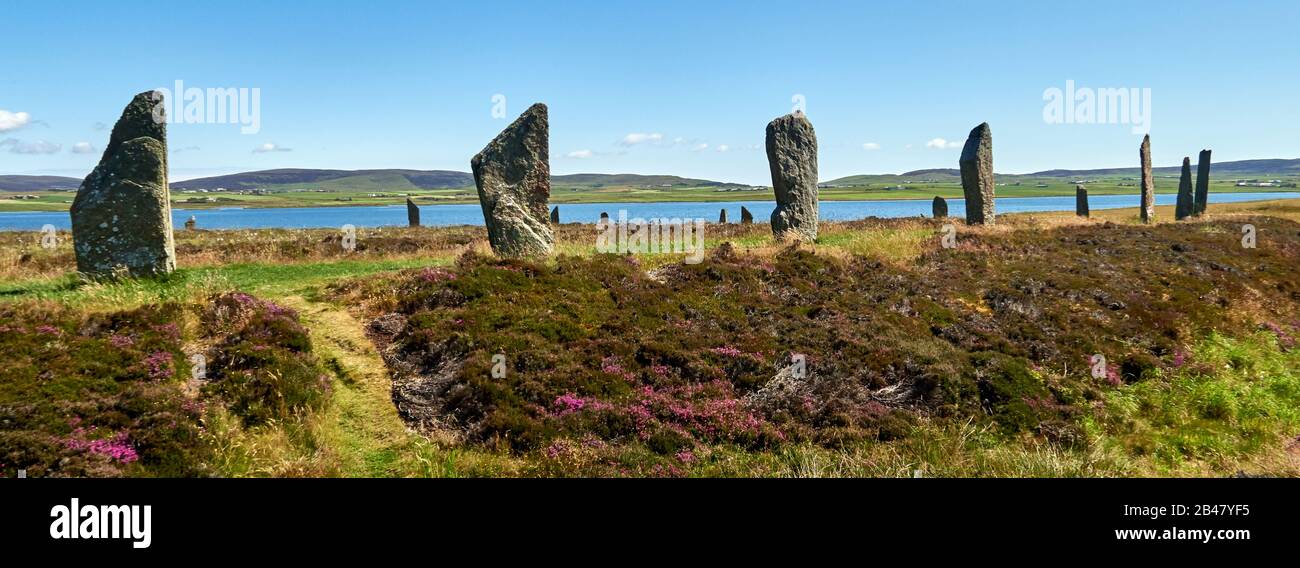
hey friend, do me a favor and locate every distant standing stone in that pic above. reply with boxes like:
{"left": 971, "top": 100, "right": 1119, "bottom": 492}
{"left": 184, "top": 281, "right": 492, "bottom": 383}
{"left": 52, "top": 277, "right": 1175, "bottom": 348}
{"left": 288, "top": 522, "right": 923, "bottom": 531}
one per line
{"left": 766, "top": 111, "right": 818, "bottom": 241}
{"left": 70, "top": 91, "right": 176, "bottom": 279}
{"left": 932, "top": 196, "right": 948, "bottom": 218}
{"left": 599, "top": 211, "right": 609, "bottom": 224}
{"left": 740, "top": 206, "right": 753, "bottom": 224}
{"left": 471, "top": 103, "right": 553, "bottom": 257}
{"left": 719, "top": 209, "right": 728, "bottom": 223}
{"left": 1175, "top": 157, "right": 1195, "bottom": 220}
{"left": 1195, "top": 149, "right": 1211, "bottom": 216}
{"left": 959, "top": 123, "right": 995, "bottom": 225}
{"left": 550, "top": 206, "right": 560, "bottom": 224}
{"left": 406, "top": 197, "right": 420, "bottom": 227}
{"left": 1139, "top": 135, "right": 1155, "bottom": 224}
{"left": 184, "top": 215, "right": 197, "bottom": 230}
{"left": 1075, "top": 185, "right": 1089, "bottom": 217}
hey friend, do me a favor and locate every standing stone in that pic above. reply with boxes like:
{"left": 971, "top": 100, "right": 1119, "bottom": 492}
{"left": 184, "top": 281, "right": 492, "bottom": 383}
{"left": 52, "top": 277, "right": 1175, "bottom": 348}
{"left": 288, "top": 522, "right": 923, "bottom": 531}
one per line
{"left": 406, "top": 197, "right": 420, "bottom": 227}
{"left": 740, "top": 206, "right": 753, "bottom": 224}
{"left": 766, "top": 111, "right": 818, "bottom": 241}
{"left": 1175, "top": 157, "right": 1195, "bottom": 220}
{"left": 1194, "top": 149, "right": 1211, "bottom": 216}
{"left": 471, "top": 103, "right": 552, "bottom": 257}
{"left": 959, "top": 123, "right": 995, "bottom": 225}
{"left": 1139, "top": 135, "right": 1155, "bottom": 224}
{"left": 932, "top": 196, "right": 948, "bottom": 218}
{"left": 184, "top": 215, "right": 197, "bottom": 230}
{"left": 70, "top": 91, "right": 175, "bottom": 279}
{"left": 1075, "top": 186, "right": 1089, "bottom": 217}
{"left": 550, "top": 206, "right": 559, "bottom": 224}
{"left": 719, "top": 209, "right": 728, "bottom": 223}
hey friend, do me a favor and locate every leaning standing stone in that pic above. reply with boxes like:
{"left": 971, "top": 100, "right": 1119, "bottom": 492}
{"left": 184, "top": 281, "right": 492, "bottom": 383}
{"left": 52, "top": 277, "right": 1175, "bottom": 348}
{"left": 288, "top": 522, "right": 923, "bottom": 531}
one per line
{"left": 1075, "top": 185, "right": 1089, "bottom": 217}
{"left": 550, "top": 206, "right": 559, "bottom": 224}
{"left": 1195, "top": 149, "right": 1211, "bottom": 216}
{"left": 1175, "top": 157, "right": 1195, "bottom": 220}
{"left": 766, "top": 111, "right": 818, "bottom": 241}
{"left": 1139, "top": 135, "right": 1155, "bottom": 224}
{"left": 406, "top": 197, "right": 420, "bottom": 227}
{"left": 932, "top": 196, "right": 948, "bottom": 218}
{"left": 740, "top": 206, "right": 753, "bottom": 224}
{"left": 70, "top": 91, "right": 175, "bottom": 279}
{"left": 471, "top": 103, "right": 553, "bottom": 257}
{"left": 959, "top": 123, "right": 995, "bottom": 225}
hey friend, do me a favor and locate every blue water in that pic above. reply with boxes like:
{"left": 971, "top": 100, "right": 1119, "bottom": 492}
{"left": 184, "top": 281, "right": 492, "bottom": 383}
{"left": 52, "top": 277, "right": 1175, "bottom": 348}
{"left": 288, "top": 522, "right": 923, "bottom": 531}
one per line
{"left": 2, "top": 192, "right": 1298, "bottom": 231}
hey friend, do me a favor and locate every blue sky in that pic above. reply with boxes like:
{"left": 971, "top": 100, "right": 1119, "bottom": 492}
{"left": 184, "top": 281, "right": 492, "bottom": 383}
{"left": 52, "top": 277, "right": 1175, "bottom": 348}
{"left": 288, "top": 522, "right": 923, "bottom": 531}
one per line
{"left": 3, "top": 0, "right": 1298, "bottom": 185}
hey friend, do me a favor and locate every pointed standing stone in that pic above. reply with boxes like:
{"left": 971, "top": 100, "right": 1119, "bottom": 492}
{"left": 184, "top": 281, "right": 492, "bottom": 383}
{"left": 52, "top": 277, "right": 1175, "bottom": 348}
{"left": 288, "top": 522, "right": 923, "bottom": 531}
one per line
{"left": 1175, "top": 157, "right": 1195, "bottom": 220}
{"left": 719, "top": 209, "right": 728, "bottom": 223}
{"left": 471, "top": 103, "right": 552, "bottom": 257}
{"left": 959, "top": 123, "right": 995, "bottom": 225}
{"left": 1195, "top": 149, "right": 1211, "bottom": 216}
{"left": 550, "top": 206, "right": 559, "bottom": 224}
{"left": 932, "top": 196, "right": 948, "bottom": 218}
{"left": 766, "top": 111, "right": 818, "bottom": 241}
{"left": 1076, "top": 186, "right": 1089, "bottom": 217}
{"left": 740, "top": 206, "right": 753, "bottom": 224}
{"left": 406, "top": 197, "right": 421, "bottom": 227}
{"left": 70, "top": 91, "right": 175, "bottom": 279}
{"left": 1139, "top": 135, "right": 1156, "bottom": 224}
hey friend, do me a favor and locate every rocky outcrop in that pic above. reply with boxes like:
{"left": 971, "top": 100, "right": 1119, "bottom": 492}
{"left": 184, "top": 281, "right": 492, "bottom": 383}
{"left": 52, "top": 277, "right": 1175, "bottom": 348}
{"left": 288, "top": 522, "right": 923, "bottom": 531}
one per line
{"left": 766, "top": 112, "right": 818, "bottom": 241}
{"left": 959, "top": 123, "right": 995, "bottom": 225}
{"left": 471, "top": 103, "right": 553, "bottom": 257}
{"left": 70, "top": 91, "right": 175, "bottom": 279}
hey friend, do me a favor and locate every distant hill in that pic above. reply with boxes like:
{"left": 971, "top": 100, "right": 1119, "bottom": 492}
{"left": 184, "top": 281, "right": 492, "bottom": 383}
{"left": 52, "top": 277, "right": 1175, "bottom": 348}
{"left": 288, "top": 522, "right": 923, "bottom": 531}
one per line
{"left": 0, "top": 175, "right": 82, "bottom": 191}
{"left": 553, "top": 173, "right": 738, "bottom": 188}
{"left": 826, "top": 158, "right": 1300, "bottom": 185}
{"left": 171, "top": 169, "right": 474, "bottom": 191}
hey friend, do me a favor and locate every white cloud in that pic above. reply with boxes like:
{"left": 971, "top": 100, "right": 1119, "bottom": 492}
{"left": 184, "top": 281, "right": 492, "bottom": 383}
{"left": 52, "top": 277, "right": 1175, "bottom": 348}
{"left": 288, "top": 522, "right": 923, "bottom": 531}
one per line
{"left": 862, "top": 142, "right": 881, "bottom": 150}
{"left": 925, "top": 138, "right": 963, "bottom": 149}
{"left": 715, "top": 144, "right": 730, "bottom": 152}
{"left": 566, "top": 149, "right": 594, "bottom": 159}
{"left": 620, "top": 132, "right": 663, "bottom": 146}
{"left": 253, "top": 142, "right": 292, "bottom": 153}
{"left": 72, "top": 142, "right": 96, "bottom": 154}
{"left": 690, "top": 143, "right": 709, "bottom": 152}
{"left": 0, "top": 110, "right": 31, "bottom": 132}
{"left": 0, "top": 138, "right": 61, "bottom": 154}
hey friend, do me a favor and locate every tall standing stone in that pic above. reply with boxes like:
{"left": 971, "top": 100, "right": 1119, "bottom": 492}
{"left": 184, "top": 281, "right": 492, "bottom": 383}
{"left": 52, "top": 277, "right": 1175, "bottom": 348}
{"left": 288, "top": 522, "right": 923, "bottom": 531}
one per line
{"left": 1075, "top": 185, "right": 1089, "bottom": 217}
{"left": 471, "top": 103, "right": 553, "bottom": 257}
{"left": 766, "top": 111, "right": 818, "bottom": 241}
{"left": 70, "top": 91, "right": 175, "bottom": 278}
{"left": 1194, "top": 149, "right": 1211, "bottom": 216}
{"left": 740, "top": 206, "right": 753, "bottom": 224}
{"left": 406, "top": 197, "right": 421, "bottom": 227}
{"left": 1139, "top": 135, "right": 1155, "bottom": 224}
{"left": 550, "top": 206, "right": 559, "bottom": 224}
{"left": 959, "top": 123, "right": 995, "bottom": 225}
{"left": 1175, "top": 157, "right": 1195, "bottom": 220}
{"left": 932, "top": 196, "right": 948, "bottom": 218}
{"left": 719, "top": 209, "right": 728, "bottom": 223}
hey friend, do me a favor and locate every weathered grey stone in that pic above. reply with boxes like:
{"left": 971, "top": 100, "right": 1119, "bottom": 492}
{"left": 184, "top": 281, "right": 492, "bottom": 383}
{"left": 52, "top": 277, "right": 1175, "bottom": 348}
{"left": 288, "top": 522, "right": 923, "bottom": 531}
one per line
{"left": 1076, "top": 185, "right": 1089, "bottom": 217}
{"left": 719, "top": 209, "right": 728, "bottom": 223}
{"left": 550, "top": 206, "right": 559, "bottom": 224}
{"left": 184, "top": 215, "right": 197, "bottom": 230}
{"left": 1140, "top": 135, "right": 1155, "bottom": 224}
{"left": 1195, "top": 149, "right": 1211, "bottom": 216}
{"left": 471, "top": 103, "right": 553, "bottom": 257}
{"left": 70, "top": 91, "right": 175, "bottom": 279}
{"left": 1175, "top": 157, "right": 1195, "bottom": 220}
{"left": 407, "top": 197, "right": 420, "bottom": 227}
{"left": 766, "top": 111, "right": 818, "bottom": 241}
{"left": 740, "top": 206, "right": 753, "bottom": 224}
{"left": 959, "top": 123, "right": 995, "bottom": 225}
{"left": 932, "top": 196, "right": 948, "bottom": 218}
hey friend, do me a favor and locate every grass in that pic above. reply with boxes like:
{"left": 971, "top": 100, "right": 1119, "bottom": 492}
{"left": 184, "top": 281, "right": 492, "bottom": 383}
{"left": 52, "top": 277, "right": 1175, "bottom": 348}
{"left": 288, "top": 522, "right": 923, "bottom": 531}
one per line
{"left": 2, "top": 200, "right": 1300, "bottom": 477}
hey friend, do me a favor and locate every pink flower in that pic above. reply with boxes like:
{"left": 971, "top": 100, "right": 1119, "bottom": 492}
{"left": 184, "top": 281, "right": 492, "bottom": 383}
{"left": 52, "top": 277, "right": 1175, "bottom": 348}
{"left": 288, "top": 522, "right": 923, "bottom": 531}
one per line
{"left": 553, "top": 393, "right": 587, "bottom": 415}
{"left": 143, "top": 351, "right": 174, "bottom": 380}
{"left": 108, "top": 334, "right": 134, "bottom": 348}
